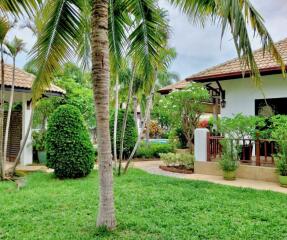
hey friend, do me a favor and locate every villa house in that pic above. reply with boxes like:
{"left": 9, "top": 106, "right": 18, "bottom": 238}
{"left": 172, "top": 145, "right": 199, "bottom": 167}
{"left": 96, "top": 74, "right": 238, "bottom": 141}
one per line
{"left": 159, "top": 38, "right": 287, "bottom": 183}
{"left": 1, "top": 64, "right": 64, "bottom": 166}
{"left": 159, "top": 38, "right": 287, "bottom": 118}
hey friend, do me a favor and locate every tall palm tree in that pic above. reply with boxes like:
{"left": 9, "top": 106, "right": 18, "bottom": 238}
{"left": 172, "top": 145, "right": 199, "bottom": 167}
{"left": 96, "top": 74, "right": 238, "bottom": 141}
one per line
{"left": 0, "top": 1, "right": 39, "bottom": 180}
{"left": 29, "top": 0, "right": 285, "bottom": 230}
{"left": 3, "top": 37, "right": 26, "bottom": 168}
{"left": 0, "top": 18, "right": 10, "bottom": 180}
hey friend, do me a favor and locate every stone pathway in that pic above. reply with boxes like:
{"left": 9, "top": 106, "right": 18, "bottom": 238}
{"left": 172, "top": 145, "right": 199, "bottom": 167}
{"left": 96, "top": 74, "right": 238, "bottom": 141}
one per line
{"left": 131, "top": 160, "right": 287, "bottom": 194}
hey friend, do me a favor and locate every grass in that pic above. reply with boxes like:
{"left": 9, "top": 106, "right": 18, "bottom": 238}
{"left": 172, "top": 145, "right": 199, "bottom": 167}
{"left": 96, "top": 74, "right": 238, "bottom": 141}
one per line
{"left": 1, "top": 169, "right": 287, "bottom": 240}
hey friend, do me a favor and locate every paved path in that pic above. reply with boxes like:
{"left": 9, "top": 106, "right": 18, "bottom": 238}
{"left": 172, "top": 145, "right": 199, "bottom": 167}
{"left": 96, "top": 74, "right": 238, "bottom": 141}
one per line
{"left": 131, "top": 160, "right": 287, "bottom": 194}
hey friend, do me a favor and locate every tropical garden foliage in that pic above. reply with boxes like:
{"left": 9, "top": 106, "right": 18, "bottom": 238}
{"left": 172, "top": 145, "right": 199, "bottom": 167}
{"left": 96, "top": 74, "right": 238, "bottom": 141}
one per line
{"left": 0, "top": 0, "right": 286, "bottom": 232}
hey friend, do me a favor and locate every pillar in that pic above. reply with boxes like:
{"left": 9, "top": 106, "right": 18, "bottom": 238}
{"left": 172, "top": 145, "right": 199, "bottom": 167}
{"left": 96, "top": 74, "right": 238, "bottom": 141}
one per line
{"left": 20, "top": 95, "right": 33, "bottom": 165}
{"left": 194, "top": 128, "right": 209, "bottom": 162}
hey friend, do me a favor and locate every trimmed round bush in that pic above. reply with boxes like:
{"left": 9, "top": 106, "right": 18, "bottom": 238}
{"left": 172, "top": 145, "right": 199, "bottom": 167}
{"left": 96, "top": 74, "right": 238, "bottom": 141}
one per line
{"left": 46, "top": 105, "right": 94, "bottom": 179}
{"left": 110, "top": 109, "right": 138, "bottom": 159}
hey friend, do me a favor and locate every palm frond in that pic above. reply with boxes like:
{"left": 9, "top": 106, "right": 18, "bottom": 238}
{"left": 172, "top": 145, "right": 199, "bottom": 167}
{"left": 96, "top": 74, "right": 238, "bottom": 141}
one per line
{"left": 76, "top": 0, "right": 92, "bottom": 70}
{"left": 29, "top": 0, "right": 82, "bottom": 101}
{"left": 126, "top": 0, "right": 169, "bottom": 84}
{"left": 0, "top": 0, "right": 40, "bottom": 16}
{"left": 109, "top": 0, "right": 130, "bottom": 74}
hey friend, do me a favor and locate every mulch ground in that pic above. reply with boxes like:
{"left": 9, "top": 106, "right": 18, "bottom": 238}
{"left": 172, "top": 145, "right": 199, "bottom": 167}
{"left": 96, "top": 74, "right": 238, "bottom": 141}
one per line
{"left": 159, "top": 165, "right": 193, "bottom": 174}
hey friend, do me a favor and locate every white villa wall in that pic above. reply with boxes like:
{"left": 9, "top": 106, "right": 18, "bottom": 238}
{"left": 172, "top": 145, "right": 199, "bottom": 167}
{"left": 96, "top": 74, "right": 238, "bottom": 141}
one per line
{"left": 220, "top": 74, "right": 287, "bottom": 117}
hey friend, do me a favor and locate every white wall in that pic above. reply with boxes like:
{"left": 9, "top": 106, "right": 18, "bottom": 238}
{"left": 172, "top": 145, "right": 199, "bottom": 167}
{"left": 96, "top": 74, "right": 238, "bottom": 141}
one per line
{"left": 221, "top": 74, "right": 287, "bottom": 117}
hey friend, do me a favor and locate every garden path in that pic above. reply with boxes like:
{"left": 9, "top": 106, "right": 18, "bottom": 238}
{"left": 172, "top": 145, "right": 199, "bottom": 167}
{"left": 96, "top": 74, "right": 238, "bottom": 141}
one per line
{"left": 131, "top": 160, "right": 287, "bottom": 194}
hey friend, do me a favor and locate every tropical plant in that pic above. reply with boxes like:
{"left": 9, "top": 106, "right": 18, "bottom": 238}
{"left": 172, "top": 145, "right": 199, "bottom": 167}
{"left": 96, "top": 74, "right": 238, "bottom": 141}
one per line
{"left": 3, "top": 37, "right": 26, "bottom": 166}
{"left": 32, "top": 130, "right": 46, "bottom": 151}
{"left": 271, "top": 122, "right": 287, "bottom": 177}
{"left": 0, "top": 17, "right": 10, "bottom": 180}
{"left": 219, "top": 139, "right": 239, "bottom": 172}
{"left": 135, "top": 142, "right": 175, "bottom": 158}
{"left": 46, "top": 105, "right": 94, "bottom": 179}
{"left": 160, "top": 152, "right": 194, "bottom": 170}
{"left": 110, "top": 110, "right": 137, "bottom": 159}
{"left": 159, "top": 83, "right": 210, "bottom": 151}
{"left": 27, "top": 0, "right": 285, "bottom": 230}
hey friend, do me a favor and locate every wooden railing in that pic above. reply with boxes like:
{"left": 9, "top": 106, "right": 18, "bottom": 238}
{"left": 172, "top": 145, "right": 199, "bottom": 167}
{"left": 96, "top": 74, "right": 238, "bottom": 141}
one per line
{"left": 207, "top": 133, "right": 276, "bottom": 166}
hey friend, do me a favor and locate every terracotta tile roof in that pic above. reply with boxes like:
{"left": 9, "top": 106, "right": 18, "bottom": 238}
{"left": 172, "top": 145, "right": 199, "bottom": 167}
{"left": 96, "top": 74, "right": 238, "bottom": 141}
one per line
{"left": 1, "top": 63, "right": 65, "bottom": 94}
{"left": 159, "top": 38, "right": 287, "bottom": 94}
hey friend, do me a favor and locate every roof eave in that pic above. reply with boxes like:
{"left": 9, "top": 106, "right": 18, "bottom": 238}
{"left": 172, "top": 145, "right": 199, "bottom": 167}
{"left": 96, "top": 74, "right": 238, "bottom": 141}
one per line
{"left": 188, "top": 66, "right": 286, "bottom": 83}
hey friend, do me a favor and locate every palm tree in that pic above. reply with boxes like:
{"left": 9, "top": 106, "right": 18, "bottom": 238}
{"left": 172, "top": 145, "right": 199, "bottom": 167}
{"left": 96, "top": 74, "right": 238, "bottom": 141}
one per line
{"left": 0, "top": 1, "right": 39, "bottom": 180}
{"left": 0, "top": 18, "right": 10, "bottom": 180}
{"left": 3, "top": 37, "right": 26, "bottom": 168}
{"left": 29, "top": 0, "right": 285, "bottom": 230}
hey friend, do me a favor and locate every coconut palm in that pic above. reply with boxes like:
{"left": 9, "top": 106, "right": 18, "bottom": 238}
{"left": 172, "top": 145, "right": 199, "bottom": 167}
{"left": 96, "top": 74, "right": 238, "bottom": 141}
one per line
{"left": 3, "top": 37, "right": 26, "bottom": 168}
{"left": 28, "top": 0, "right": 285, "bottom": 230}
{"left": 0, "top": 18, "right": 10, "bottom": 180}
{"left": 0, "top": 1, "right": 39, "bottom": 180}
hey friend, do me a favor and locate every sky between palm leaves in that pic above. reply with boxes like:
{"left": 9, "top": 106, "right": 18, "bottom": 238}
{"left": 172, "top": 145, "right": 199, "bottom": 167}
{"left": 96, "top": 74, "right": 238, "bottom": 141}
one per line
{"left": 3, "top": 0, "right": 287, "bottom": 79}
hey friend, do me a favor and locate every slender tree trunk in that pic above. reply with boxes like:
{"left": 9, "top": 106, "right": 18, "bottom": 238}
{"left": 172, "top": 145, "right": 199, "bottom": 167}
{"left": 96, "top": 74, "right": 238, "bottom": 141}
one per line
{"left": 124, "top": 70, "right": 157, "bottom": 173}
{"left": 5, "top": 109, "right": 34, "bottom": 177}
{"left": 113, "top": 74, "right": 119, "bottom": 169}
{"left": 0, "top": 49, "right": 5, "bottom": 179}
{"left": 118, "top": 66, "right": 135, "bottom": 175}
{"left": 92, "top": 0, "right": 116, "bottom": 229}
{"left": 133, "top": 96, "right": 138, "bottom": 133}
{"left": 145, "top": 96, "right": 151, "bottom": 143}
{"left": 3, "top": 57, "right": 16, "bottom": 168}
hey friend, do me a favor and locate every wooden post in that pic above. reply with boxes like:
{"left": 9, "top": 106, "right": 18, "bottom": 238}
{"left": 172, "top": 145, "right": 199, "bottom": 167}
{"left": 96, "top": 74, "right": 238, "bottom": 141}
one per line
{"left": 207, "top": 131, "right": 210, "bottom": 162}
{"left": 255, "top": 133, "right": 260, "bottom": 166}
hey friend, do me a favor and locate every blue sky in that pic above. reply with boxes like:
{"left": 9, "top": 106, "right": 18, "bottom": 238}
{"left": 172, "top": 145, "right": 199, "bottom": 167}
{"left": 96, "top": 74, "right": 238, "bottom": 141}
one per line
{"left": 5, "top": 0, "right": 287, "bottom": 80}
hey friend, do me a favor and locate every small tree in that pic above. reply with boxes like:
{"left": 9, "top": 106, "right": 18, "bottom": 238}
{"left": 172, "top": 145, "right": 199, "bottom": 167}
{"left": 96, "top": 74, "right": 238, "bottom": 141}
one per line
{"left": 159, "top": 83, "right": 210, "bottom": 151}
{"left": 46, "top": 105, "right": 94, "bottom": 179}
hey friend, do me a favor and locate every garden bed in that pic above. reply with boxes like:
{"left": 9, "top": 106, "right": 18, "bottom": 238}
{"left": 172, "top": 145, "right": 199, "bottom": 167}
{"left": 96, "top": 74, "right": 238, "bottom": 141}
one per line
{"left": 159, "top": 165, "right": 193, "bottom": 174}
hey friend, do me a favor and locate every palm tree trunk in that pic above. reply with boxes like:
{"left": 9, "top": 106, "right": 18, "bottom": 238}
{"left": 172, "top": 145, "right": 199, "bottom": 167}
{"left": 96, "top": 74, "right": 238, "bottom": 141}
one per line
{"left": 113, "top": 74, "right": 119, "bottom": 169}
{"left": 92, "top": 0, "right": 116, "bottom": 229}
{"left": 124, "top": 70, "right": 157, "bottom": 173}
{"left": 3, "top": 57, "right": 16, "bottom": 168}
{"left": 118, "top": 66, "right": 135, "bottom": 175}
{"left": 145, "top": 96, "right": 151, "bottom": 143}
{"left": 0, "top": 49, "right": 5, "bottom": 179}
{"left": 133, "top": 96, "right": 138, "bottom": 133}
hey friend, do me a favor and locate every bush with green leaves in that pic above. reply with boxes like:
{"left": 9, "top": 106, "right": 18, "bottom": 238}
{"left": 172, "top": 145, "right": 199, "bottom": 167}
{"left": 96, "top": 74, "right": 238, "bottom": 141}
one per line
{"left": 272, "top": 121, "right": 287, "bottom": 176}
{"left": 160, "top": 153, "right": 194, "bottom": 169}
{"left": 32, "top": 130, "right": 46, "bottom": 151}
{"left": 110, "top": 109, "right": 138, "bottom": 159}
{"left": 218, "top": 139, "right": 239, "bottom": 172}
{"left": 46, "top": 105, "right": 95, "bottom": 179}
{"left": 135, "top": 142, "right": 175, "bottom": 158}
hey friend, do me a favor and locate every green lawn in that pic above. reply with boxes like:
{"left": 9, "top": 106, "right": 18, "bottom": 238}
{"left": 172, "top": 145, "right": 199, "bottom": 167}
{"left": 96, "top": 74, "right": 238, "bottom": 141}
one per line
{"left": 1, "top": 170, "right": 287, "bottom": 240}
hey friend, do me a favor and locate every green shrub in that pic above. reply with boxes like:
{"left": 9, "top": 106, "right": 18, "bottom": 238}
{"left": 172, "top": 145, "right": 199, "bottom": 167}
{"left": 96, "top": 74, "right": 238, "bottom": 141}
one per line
{"left": 110, "top": 110, "right": 138, "bottom": 159}
{"left": 135, "top": 142, "right": 175, "bottom": 158}
{"left": 218, "top": 139, "right": 239, "bottom": 172}
{"left": 271, "top": 121, "right": 287, "bottom": 176}
{"left": 32, "top": 130, "right": 46, "bottom": 151}
{"left": 46, "top": 105, "right": 95, "bottom": 179}
{"left": 160, "top": 153, "right": 194, "bottom": 169}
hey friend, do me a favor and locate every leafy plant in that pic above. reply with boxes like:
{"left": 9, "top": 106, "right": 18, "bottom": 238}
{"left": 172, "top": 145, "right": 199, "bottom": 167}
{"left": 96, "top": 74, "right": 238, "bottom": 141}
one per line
{"left": 159, "top": 83, "right": 210, "bottom": 150}
{"left": 219, "top": 139, "right": 239, "bottom": 172}
{"left": 160, "top": 153, "right": 194, "bottom": 170}
{"left": 46, "top": 105, "right": 95, "bottom": 179}
{"left": 32, "top": 130, "right": 46, "bottom": 151}
{"left": 217, "top": 114, "right": 262, "bottom": 139}
{"left": 135, "top": 142, "right": 175, "bottom": 159}
{"left": 272, "top": 122, "right": 287, "bottom": 176}
{"left": 110, "top": 109, "right": 138, "bottom": 159}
